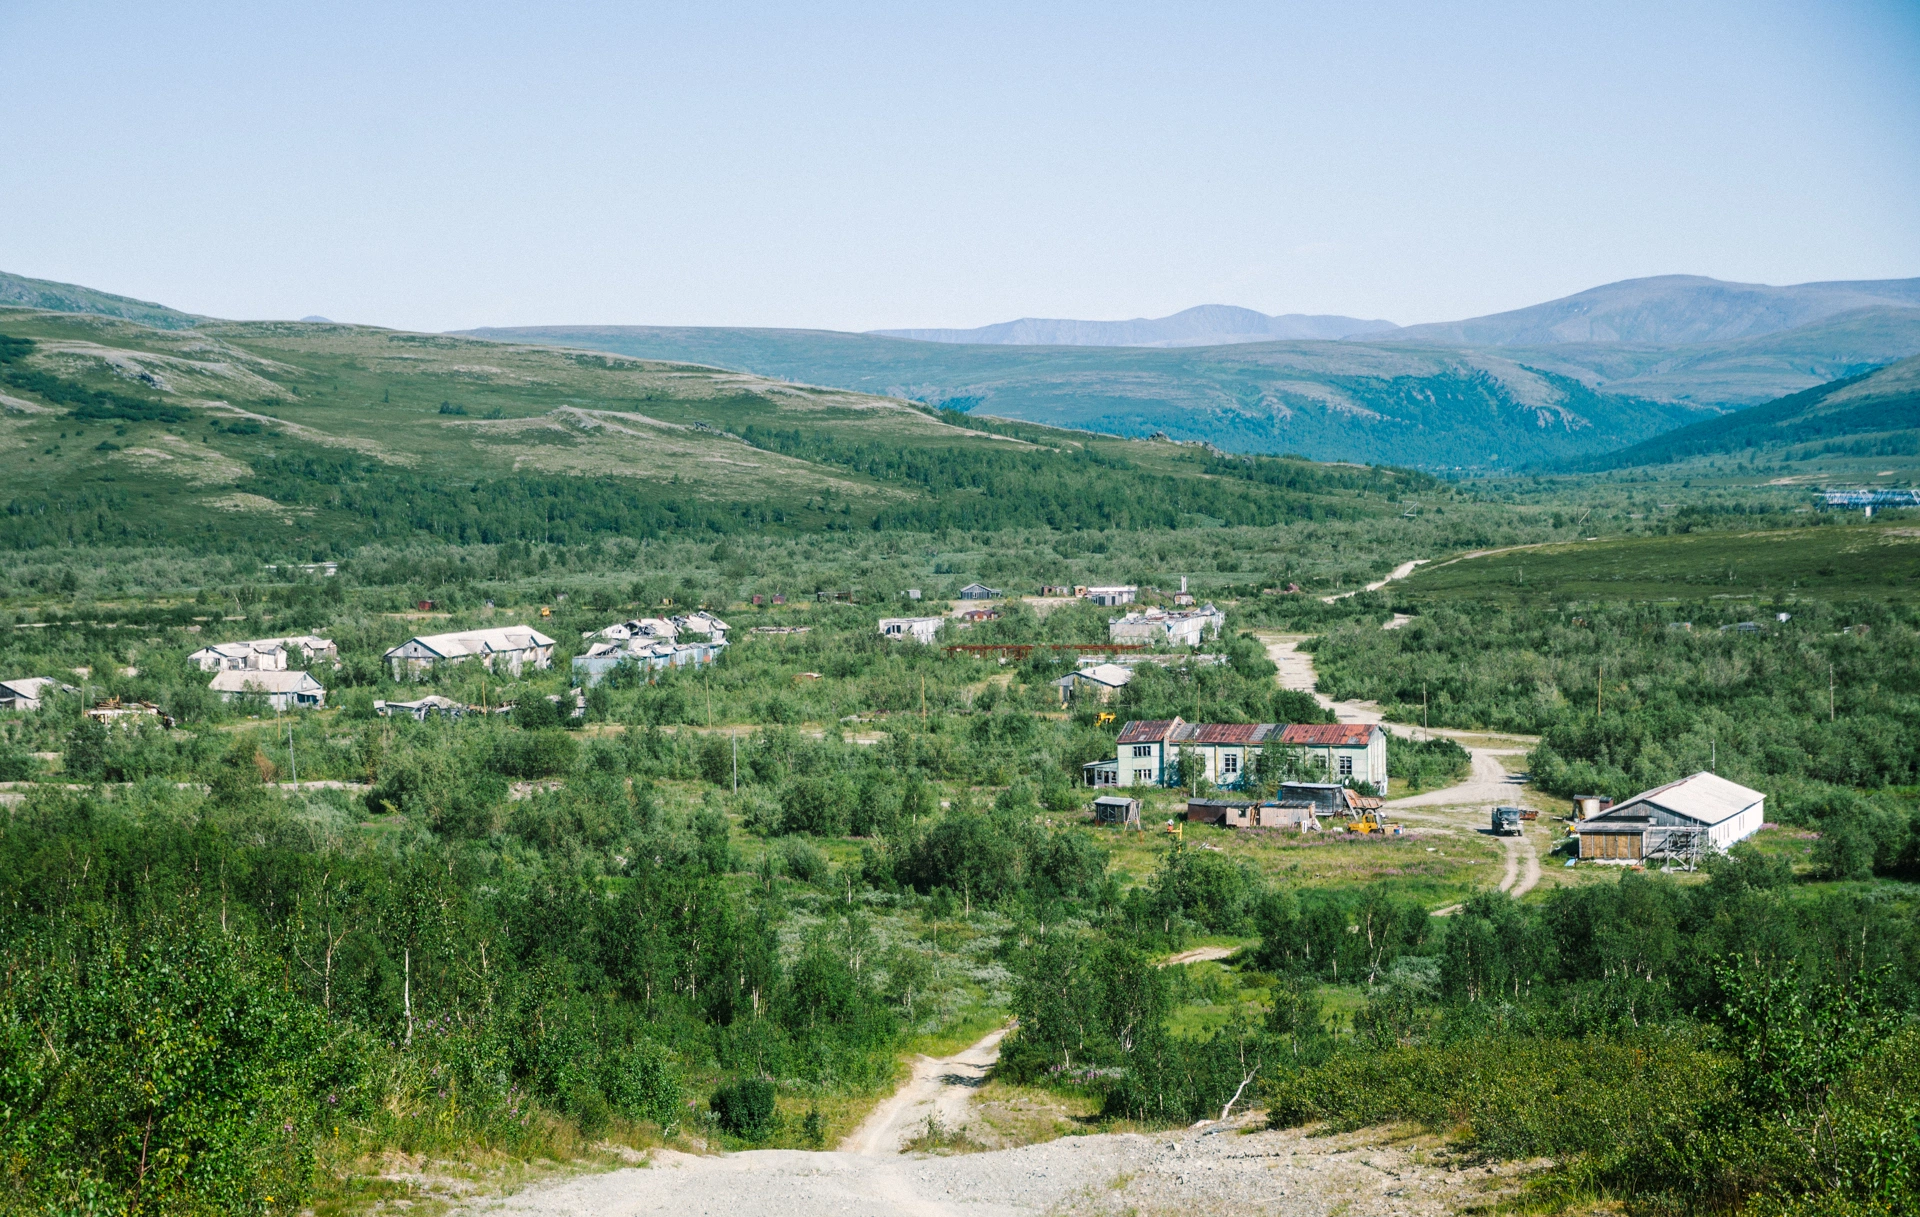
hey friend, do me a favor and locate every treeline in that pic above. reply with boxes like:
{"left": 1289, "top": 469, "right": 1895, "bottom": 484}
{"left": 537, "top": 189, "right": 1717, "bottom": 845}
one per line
{"left": 735, "top": 424, "right": 1387, "bottom": 533}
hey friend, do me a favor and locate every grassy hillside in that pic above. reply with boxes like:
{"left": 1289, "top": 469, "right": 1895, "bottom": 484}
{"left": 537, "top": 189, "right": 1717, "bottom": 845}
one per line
{"left": 0, "top": 270, "right": 204, "bottom": 330}
{"left": 0, "top": 308, "right": 1435, "bottom": 557}
{"left": 1395, "top": 522, "right": 1920, "bottom": 603}
{"left": 1577, "top": 355, "right": 1920, "bottom": 471}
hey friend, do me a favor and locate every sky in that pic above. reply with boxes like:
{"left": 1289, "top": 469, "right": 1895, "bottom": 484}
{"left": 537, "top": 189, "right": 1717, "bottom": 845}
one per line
{"left": 2, "top": 1, "right": 1918, "bottom": 333}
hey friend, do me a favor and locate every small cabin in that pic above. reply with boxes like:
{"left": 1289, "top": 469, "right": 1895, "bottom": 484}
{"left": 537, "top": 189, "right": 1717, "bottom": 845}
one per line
{"left": 1091, "top": 795, "right": 1142, "bottom": 827}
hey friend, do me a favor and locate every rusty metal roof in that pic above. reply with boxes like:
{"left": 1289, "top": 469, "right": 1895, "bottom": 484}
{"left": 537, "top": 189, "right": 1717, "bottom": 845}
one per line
{"left": 1179, "top": 722, "right": 1272, "bottom": 744}
{"left": 1278, "top": 723, "right": 1380, "bottom": 747}
{"left": 1117, "top": 719, "right": 1180, "bottom": 744}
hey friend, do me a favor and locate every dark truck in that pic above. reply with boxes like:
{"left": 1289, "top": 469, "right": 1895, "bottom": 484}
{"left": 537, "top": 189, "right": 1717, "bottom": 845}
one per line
{"left": 1491, "top": 805, "right": 1524, "bottom": 836}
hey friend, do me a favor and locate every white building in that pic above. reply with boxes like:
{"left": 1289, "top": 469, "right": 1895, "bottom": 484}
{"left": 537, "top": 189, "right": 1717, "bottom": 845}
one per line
{"left": 385, "top": 626, "right": 556, "bottom": 679}
{"left": 1081, "top": 585, "right": 1137, "bottom": 607}
{"left": 209, "top": 669, "right": 327, "bottom": 711}
{"left": 571, "top": 636, "right": 725, "bottom": 686}
{"left": 1108, "top": 603, "right": 1226, "bottom": 648}
{"left": 1575, "top": 772, "right": 1765, "bottom": 864}
{"left": 1052, "top": 662, "right": 1133, "bottom": 703}
{"left": 878, "top": 616, "right": 944, "bottom": 645}
{"left": 189, "top": 635, "right": 339, "bottom": 673}
{"left": 0, "top": 676, "right": 76, "bottom": 711}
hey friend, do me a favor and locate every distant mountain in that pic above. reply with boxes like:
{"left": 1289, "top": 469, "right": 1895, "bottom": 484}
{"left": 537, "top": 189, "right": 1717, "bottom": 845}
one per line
{"left": 0, "top": 271, "right": 204, "bottom": 330}
{"left": 1577, "top": 355, "right": 1920, "bottom": 471}
{"left": 871, "top": 304, "right": 1399, "bottom": 347}
{"left": 1383, "top": 274, "right": 1920, "bottom": 347}
{"left": 463, "top": 323, "right": 1716, "bottom": 469}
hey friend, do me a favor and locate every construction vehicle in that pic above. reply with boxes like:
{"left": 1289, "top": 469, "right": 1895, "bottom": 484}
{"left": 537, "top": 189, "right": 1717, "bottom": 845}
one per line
{"left": 1096, "top": 712, "right": 1115, "bottom": 726}
{"left": 1492, "top": 805, "right": 1524, "bottom": 835}
{"left": 1348, "top": 810, "right": 1403, "bottom": 836}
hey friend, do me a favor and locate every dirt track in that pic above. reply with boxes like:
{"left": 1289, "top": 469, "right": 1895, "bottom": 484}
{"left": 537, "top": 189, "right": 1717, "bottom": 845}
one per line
{"left": 841, "top": 1028, "right": 1009, "bottom": 1155}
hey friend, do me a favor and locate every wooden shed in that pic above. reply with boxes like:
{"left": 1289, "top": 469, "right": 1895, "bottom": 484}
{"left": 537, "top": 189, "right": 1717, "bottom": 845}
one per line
{"left": 1091, "top": 795, "right": 1142, "bottom": 827}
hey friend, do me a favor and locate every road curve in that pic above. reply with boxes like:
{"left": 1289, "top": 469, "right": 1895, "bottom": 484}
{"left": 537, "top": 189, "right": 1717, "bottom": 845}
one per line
{"left": 840, "top": 1026, "right": 1009, "bottom": 1155}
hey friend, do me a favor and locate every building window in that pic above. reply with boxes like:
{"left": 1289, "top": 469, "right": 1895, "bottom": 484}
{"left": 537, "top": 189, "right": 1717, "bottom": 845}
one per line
{"left": 1338, "top": 754, "right": 1354, "bottom": 777}
{"left": 1133, "top": 768, "right": 1153, "bottom": 784}
{"left": 1221, "top": 753, "right": 1239, "bottom": 774}
{"left": 1132, "top": 744, "right": 1153, "bottom": 758}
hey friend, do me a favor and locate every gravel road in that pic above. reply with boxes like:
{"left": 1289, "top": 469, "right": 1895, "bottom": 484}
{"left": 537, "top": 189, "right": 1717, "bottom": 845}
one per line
{"left": 462, "top": 1116, "right": 1521, "bottom": 1217}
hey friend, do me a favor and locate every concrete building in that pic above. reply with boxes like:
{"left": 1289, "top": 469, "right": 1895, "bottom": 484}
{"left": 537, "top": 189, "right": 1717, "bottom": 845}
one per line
{"left": 1108, "top": 603, "right": 1226, "bottom": 647}
{"left": 1080, "top": 585, "right": 1137, "bottom": 607}
{"left": 209, "top": 669, "right": 326, "bottom": 711}
{"left": 385, "top": 626, "right": 556, "bottom": 679}
{"left": 1575, "top": 772, "right": 1765, "bottom": 864}
{"left": 571, "top": 636, "right": 725, "bottom": 686}
{"left": 878, "top": 616, "right": 944, "bottom": 644}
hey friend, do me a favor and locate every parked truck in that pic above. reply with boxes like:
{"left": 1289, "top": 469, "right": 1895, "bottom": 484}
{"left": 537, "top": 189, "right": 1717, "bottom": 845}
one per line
{"left": 1491, "top": 805, "right": 1524, "bottom": 836}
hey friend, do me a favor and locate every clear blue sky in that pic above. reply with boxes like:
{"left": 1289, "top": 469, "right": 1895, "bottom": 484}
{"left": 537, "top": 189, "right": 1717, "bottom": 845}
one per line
{"left": 3, "top": 1, "right": 1916, "bottom": 332}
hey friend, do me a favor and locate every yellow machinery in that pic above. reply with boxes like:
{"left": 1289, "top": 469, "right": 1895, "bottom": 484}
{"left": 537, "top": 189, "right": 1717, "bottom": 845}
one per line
{"left": 1096, "top": 712, "right": 1115, "bottom": 725}
{"left": 1348, "top": 810, "right": 1403, "bottom": 836}
{"left": 1162, "top": 819, "right": 1184, "bottom": 838}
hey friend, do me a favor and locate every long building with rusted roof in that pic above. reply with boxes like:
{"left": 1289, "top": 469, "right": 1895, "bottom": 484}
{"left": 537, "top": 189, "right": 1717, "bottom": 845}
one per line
{"left": 1101, "top": 716, "right": 1387, "bottom": 791}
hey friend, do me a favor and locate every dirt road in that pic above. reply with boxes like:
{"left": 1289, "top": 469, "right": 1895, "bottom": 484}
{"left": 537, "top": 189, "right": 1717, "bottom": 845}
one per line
{"left": 841, "top": 1027, "right": 1009, "bottom": 1155}
{"left": 1260, "top": 633, "right": 1543, "bottom": 903}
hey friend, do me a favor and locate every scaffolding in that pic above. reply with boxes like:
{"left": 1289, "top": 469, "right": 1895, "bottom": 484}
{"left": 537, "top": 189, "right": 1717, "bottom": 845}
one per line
{"left": 1644, "top": 824, "right": 1710, "bottom": 872}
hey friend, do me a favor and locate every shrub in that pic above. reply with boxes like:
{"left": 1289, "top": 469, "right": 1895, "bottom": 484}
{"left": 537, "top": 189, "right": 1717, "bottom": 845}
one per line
{"left": 710, "top": 1078, "right": 776, "bottom": 1137}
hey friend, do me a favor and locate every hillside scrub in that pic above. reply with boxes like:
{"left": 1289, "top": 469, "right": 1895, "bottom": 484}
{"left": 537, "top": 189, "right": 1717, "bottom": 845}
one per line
{"left": 1312, "top": 597, "right": 1920, "bottom": 873}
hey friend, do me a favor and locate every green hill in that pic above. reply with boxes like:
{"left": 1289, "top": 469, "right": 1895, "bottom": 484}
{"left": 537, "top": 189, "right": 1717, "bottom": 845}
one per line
{"left": 1577, "top": 355, "right": 1920, "bottom": 471}
{"left": 0, "top": 307, "right": 1431, "bottom": 556}
{"left": 0, "top": 271, "right": 204, "bottom": 330}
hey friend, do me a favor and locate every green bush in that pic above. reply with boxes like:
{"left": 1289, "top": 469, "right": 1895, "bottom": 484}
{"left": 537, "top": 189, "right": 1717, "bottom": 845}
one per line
{"left": 709, "top": 1079, "right": 776, "bottom": 1138}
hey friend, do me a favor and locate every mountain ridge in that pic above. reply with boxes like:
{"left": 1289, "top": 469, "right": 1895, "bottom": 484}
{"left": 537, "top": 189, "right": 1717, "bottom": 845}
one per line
{"left": 870, "top": 304, "right": 1399, "bottom": 347}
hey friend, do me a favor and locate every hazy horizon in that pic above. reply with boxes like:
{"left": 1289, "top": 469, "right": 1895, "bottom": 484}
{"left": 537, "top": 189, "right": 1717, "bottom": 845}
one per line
{"left": 3, "top": 1, "right": 1917, "bottom": 333}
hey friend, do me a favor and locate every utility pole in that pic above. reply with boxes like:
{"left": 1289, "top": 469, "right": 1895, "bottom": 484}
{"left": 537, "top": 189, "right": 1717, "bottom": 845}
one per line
{"left": 920, "top": 674, "right": 926, "bottom": 723}
{"left": 1597, "top": 663, "right": 1604, "bottom": 718}
{"left": 1830, "top": 663, "right": 1835, "bottom": 721}
{"left": 1422, "top": 683, "right": 1428, "bottom": 738}
{"left": 731, "top": 730, "right": 738, "bottom": 793}
{"left": 288, "top": 718, "right": 297, "bottom": 786}
{"left": 705, "top": 663, "right": 712, "bottom": 727}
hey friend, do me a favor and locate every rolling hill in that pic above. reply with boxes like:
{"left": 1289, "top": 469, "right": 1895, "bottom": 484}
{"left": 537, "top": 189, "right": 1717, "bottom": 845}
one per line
{"left": 0, "top": 307, "right": 1431, "bottom": 555}
{"left": 1577, "top": 354, "right": 1920, "bottom": 471}
{"left": 0, "top": 270, "right": 205, "bottom": 331}
{"left": 1381, "top": 274, "right": 1920, "bottom": 346}
{"left": 871, "top": 304, "right": 1399, "bottom": 346}
{"left": 11, "top": 268, "right": 1920, "bottom": 470}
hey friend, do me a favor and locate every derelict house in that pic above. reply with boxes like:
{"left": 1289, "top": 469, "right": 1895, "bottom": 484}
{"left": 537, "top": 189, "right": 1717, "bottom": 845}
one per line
{"left": 1574, "top": 772, "right": 1765, "bottom": 866}
{"left": 385, "top": 626, "right": 557, "bottom": 680}
{"left": 208, "top": 669, "right": 327, "bottom": 711}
